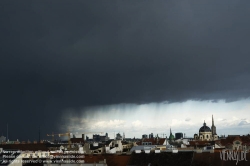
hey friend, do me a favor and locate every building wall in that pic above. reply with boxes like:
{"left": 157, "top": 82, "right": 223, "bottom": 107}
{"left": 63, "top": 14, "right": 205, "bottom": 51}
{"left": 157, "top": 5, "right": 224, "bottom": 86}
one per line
{"left": 113, "top": 140, "right": 123, "bottom": 152}
{"left": 175, "top": 133, "right": 183, "bottom": 140}
{"left": 199, "top": 132, "right": 212, "bottom": 141}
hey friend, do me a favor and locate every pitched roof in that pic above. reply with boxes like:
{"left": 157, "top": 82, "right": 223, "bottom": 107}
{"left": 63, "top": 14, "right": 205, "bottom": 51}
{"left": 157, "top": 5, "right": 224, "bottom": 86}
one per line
{"left": 220, "top": 137, "right": 235, "bottom": 146}
{"left": 189, "top": 141, "right": 215, "bottom": 146}
{"left": 239, "top": 136, "right": 250, "bottom": 143}
{"left": 219, "top": 135, "right": 250, "bottom": 146}
{"left": 105, "top": 140, "right": 112, "bottom": 146}
{"left": 158, "top": 138, "right": 166, "bottom": 145}
{"left": 233, "top": 136, "right": 242, "bottom": 143}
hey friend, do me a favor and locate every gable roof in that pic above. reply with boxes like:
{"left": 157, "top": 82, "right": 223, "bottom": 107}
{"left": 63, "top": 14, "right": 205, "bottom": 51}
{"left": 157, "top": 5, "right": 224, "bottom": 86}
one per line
{"left": 158, "top": 138, "right": 166, "bottom": 145}
{"left": 233, "top": 136, "right": 242, "bottom": 143}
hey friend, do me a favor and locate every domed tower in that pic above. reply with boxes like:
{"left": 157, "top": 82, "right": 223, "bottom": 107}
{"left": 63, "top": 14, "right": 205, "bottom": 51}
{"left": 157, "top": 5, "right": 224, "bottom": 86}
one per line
{"left": 199, "top": 120, "right": 212, "bottom": 141}
{"left": 199, "top": 121, "right": 211, "bottom": 132}
{"left": 194, "top": 133, "right": 198, "bottom": 140}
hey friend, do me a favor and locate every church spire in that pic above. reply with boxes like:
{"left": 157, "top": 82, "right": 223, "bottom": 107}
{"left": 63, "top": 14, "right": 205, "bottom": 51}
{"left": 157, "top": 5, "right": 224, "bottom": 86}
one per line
{"left": 211, "top": 114, "right": 217, "bottom": 136}
{"left": 212, "top": 114, "right": 214, "bottom": 126}
{"left": 169, "top": 127, "right": 174, "bottom": 142}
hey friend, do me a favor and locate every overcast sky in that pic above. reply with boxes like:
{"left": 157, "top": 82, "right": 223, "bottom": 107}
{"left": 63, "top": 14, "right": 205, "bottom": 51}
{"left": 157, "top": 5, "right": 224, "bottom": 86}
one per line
{"left": 1, "top": 0, "right": 250, "bottom": 141}
{"left": 63, "top": 99, "right": 250, "bottom": 139}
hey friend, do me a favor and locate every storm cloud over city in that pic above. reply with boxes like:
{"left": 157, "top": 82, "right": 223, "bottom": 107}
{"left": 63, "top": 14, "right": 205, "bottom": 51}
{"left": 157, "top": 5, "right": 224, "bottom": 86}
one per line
{"left": 1, "top": 0, "right": 250, "bottom": 141}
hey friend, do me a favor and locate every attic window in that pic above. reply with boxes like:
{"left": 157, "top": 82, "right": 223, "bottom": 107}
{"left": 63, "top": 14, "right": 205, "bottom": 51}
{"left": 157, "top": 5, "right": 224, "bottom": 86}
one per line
{"left": 235, "top": 141, "right": 240, "bottom": 144}
{"left": 115, "top": 144, "right": 118, "bottom": 147}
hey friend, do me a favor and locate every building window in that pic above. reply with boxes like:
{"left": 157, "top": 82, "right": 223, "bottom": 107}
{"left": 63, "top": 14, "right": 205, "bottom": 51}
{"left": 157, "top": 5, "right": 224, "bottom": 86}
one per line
{"left": 235, "top": 141, "right": 241, "bottom": 145}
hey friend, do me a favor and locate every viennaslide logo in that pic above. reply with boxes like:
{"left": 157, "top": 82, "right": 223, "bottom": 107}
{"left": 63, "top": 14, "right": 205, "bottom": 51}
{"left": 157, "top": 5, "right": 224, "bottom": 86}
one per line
{"left": 220, "top": 147, "right": 248, "bottom": 165}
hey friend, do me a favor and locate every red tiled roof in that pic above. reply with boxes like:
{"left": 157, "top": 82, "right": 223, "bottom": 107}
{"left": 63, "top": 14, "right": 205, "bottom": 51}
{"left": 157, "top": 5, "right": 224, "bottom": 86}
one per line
{"left": 233, "top": 136, "right": 242, "bottom": 142}
{"left": 218, "top": 136, "right": 250, "bottom": 146}
{"left": 158, "top": 138, "right": 165, "bottom": 145}
{"left": 240, "top": 136, "right": 250, "bottom": 143}
{"left": 189, "top": 141, "right": 215, "bottom": 146}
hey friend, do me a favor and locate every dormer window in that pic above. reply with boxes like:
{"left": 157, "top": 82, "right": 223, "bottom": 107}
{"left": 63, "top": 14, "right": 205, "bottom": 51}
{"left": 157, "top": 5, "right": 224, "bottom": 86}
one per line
{"left": 235, "top": 141, "right": 240, "bottom": 145}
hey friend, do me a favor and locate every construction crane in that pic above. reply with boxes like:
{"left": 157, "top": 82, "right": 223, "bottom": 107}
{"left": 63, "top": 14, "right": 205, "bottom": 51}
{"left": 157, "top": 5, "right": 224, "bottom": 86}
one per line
{"left": 47, "top": 132, "right": 71, "bottom": 148}
{"left": 47, "top": 132, "right": 55, "bottom": 142}
{"left": 72, "top": 132, "right": 104, "bottom": 135}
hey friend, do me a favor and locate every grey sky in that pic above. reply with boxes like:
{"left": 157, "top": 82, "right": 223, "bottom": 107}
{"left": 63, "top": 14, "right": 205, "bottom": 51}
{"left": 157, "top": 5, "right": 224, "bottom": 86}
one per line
{"left": 0, "top": 0, "right": 250, "bottom": 141}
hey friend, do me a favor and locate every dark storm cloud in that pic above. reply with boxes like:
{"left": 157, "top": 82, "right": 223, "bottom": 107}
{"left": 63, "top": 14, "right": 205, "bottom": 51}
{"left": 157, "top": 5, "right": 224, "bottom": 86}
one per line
{"left": 1, "top": 0, "right": 250, "bottom": 140}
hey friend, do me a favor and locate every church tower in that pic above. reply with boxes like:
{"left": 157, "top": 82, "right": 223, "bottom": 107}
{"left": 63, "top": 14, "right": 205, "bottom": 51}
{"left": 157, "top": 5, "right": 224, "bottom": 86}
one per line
{"left": 211, "top": 115, "right": 217, "bottom": 136}
{"left": 169, "top": 127, "right": 174, "bottom": 142}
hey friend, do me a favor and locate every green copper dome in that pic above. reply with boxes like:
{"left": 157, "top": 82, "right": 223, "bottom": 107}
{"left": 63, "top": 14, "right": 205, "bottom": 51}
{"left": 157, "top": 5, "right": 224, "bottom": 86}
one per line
{"left": 169, "top": 134, "right": 175, "bottom": 140}
{"left": 169, "top": 127, "right": 175, "bottom": 140}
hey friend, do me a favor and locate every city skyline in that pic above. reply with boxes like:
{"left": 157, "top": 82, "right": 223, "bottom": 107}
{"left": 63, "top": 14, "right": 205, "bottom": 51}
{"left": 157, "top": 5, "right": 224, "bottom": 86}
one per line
{"left": 1, "top": 0, "right": 250, "bottom": 141}
{"left": 62, "top": 99, "right": 250, "bottom": 140}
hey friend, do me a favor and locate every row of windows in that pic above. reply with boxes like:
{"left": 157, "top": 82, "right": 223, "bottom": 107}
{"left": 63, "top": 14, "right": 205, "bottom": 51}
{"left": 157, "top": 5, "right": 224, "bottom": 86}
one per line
{"left": 199, "top": 135, "right": 212, "bottom": 139}
{"left": 195, "top": 134, "right": 213, "bottom": 139}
